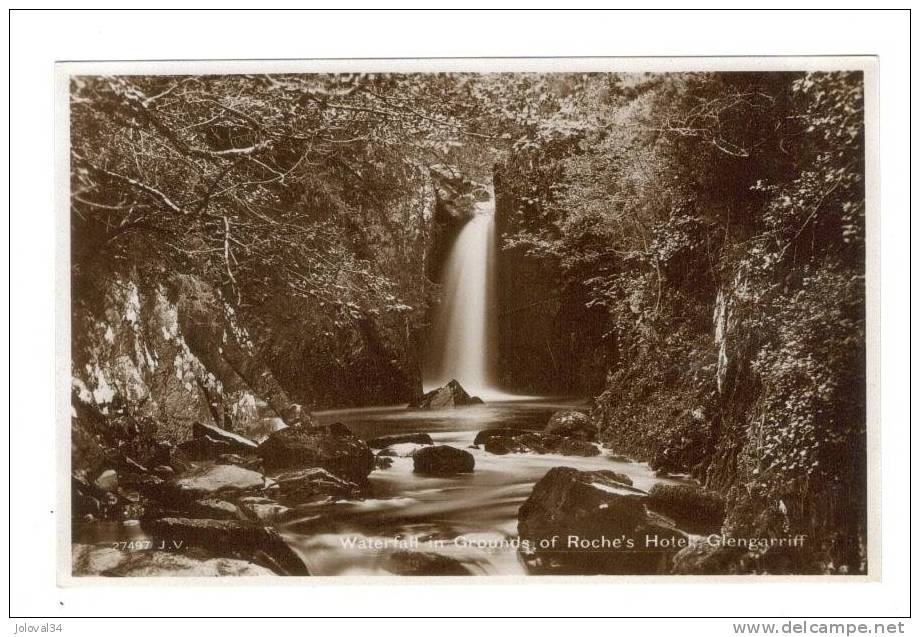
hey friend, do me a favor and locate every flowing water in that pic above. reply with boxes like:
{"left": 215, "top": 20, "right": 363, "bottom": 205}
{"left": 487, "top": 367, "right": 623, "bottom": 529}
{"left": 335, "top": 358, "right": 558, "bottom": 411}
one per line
{"left": 282, "top": 400, "right": 685, "bottom": 576}
{"left": 423, "top": 189, "right": 505, "bottom": 399}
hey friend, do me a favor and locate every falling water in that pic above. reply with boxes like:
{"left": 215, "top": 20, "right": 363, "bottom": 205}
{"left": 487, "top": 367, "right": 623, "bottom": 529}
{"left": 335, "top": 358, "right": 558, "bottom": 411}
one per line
{"left": 424, "top": 188, "right": 504, "bottom": 399}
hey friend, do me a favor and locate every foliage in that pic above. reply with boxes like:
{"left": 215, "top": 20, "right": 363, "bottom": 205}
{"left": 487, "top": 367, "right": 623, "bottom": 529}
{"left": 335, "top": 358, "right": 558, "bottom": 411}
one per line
{"left": 494, "top": 71, "right": 866, "bottom": 572}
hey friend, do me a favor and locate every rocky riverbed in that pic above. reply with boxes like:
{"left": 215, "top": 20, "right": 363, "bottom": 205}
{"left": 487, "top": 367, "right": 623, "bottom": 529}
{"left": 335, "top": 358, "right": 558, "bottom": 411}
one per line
{"left": 72, "top": 388, "right": 728, "bottom": 577}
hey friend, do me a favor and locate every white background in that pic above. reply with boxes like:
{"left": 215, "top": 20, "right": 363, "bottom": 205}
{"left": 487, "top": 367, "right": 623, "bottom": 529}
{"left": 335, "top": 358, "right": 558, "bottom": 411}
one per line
{"left": 5, "top": 5, "right": 914, "bottom": 632}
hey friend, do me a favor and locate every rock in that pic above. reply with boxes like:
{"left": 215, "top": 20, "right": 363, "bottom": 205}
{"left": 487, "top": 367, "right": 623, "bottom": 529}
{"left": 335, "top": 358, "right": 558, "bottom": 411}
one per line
{"left": 257, "top": 423, "right": 374, "bottom": 483}
{"left": 384, "top": 551, "right": 473, "bottom": 576}
{"left": 166, "top": 464, "right": 271, "bottom": 502}
{"left": 72, "top": 544, "right": 276, "bottom": 577}
{"left": 557, "top": 438, "right": 601, "bottom": 457}
{"left": 472, "top": 427, "right": 531, "bottom": 446}
{"left": 375, "top": 456, "right": 394, "bottom": 470}
{"left": 476, "top": 429, "right": 600, "bottom": 457}
{"left": 484, "top": 436, "right": 527, "bottom": 455}
{"left": 215, "top": 453, "right": 263, "bottom": 471}
{"left": 366, "top": 432, "right": 434, "bottom": 449}
{"left": 545, "top": 410, "right": 598, "bottom": 441}
{"left": 192, "top": 422, "right": 259, "bottom": 453}
{"left": 647, "top": 483, "right": 726, "bottom": 532}
{"left": 141, "top": 517, "right": 309, "bottom": 575}
{"left": 408, "top": 379, "right": 481, "bottom": 409}
{"left": 515, "top": 432, "right": 563, "bottom": 454}
{"left": 237, "top": 496, "right": 291, "bottom": 523}
{"left": 413, "top": 445, "right": 475, "bottom": 475}
{"left": 477, "top": 430, "right": 570, "bottom": 456}
{"left": 517, "top": 467, "right": 685, "bottom": 574}
{"left": 273, "top": 467, "right": 361, "bottom": 504}
{"left": 184, "top": 498, "right": 240, "bottom": 521}
{"left": 93, "top": 469, "right": 119, "bottom": 492}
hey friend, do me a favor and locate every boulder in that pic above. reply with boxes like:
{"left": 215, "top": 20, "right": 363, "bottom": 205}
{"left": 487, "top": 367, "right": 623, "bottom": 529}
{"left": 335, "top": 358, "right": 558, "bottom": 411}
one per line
{"left": 408, "top": 380, "right": 481, "bottom": 409}
{"left": 517, "top": 467, "right": 686, "bottom": 574}
{"left": 257, "top": 423, "right": 374, "bottom": 483}
{"left": 557, "top": 438, "right": 601, "bottom": 457}
{"left": 366, "top": 432, "right": 434, "bottom": 449}
{"left": 647, "top": 483, "right": 726, "bottom": 533}
{"left": 384, "top": 550, "right": 473, "bottom": 576}
{"left": 477, "top": 430, "right": 597, "bottom": 457}
{"left": 413, "top": 445, "right": 475, "bottom": 475}
{"left": 375, "top": 456, "right": 394, "bottom": 470}
{"left": 176, "top": 422, "right": 259, "bottom": 461}
{"left": 484, "top": 436, "right": 527, "bottom": 455}
{"left": 166, "top": 464, "right": 271, "bottom": 502}
{"left": 273, "top": 467, "right": 361, "bottom": 504}
{"left": 141, "top": 517, "right": 309, "bottom": 575}
{"left": 515, "top": 432, "right": 563, "bottom": 454}
{"left": 545, "top": 410, "right": 598, "bottom": 441}
{"left": 72, "top": 544, "right": 276, "bottom": 577}
{"left": 473, "top": 427, "right": 531, "bottom": 446}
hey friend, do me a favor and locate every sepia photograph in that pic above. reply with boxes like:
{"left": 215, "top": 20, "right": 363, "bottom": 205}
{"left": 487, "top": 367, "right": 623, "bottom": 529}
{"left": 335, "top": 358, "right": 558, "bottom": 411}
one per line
{"left": 61, "top": 60, "right": 874, "bottom": 580}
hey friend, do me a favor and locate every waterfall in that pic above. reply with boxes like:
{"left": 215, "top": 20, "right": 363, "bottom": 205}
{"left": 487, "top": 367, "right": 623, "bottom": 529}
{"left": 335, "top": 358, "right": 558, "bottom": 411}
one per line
{"left": 424, "top": 188, "right": 506, "bottom": 399}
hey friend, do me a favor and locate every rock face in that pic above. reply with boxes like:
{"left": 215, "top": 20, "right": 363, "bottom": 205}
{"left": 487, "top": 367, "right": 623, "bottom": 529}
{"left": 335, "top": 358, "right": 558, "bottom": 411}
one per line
{"left": 408, "top": 380, "right": 481, "bottom": 409}
{"left": 72, "top": 544, "right": 276, "bottom": 577}
{"left": 366, "top": 432, "right": 434, "bottom": 449}
{"left": 257, "top": 423, "right": 375, "bottom": 483}
{"left": 384, "top": 550, "right": 473, "bottom": 576}
{"left": 141, "top": 517, "right": 309, "bottom": 575}
{"left": 545, "top": 410, "right": 598, "bottom": 441}
{"left": 413, "top": 445, "right": 475, "bottom": 475}
{"left": 647, "top": 483, "right": 726, "bottom": 533}
{"left": 517, "top": 467, "right": 686, "bottom": 574}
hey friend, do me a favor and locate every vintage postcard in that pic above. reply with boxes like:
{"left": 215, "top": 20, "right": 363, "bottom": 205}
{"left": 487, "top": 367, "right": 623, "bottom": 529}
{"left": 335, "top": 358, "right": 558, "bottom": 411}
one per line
{"left": 57, "top": 57, "right": 878, "bottom": 581}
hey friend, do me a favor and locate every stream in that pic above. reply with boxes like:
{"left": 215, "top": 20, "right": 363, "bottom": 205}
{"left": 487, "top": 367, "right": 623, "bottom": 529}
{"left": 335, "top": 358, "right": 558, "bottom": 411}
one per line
{"left": 283, "top": 397, "right": 688, "bottom": 576}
